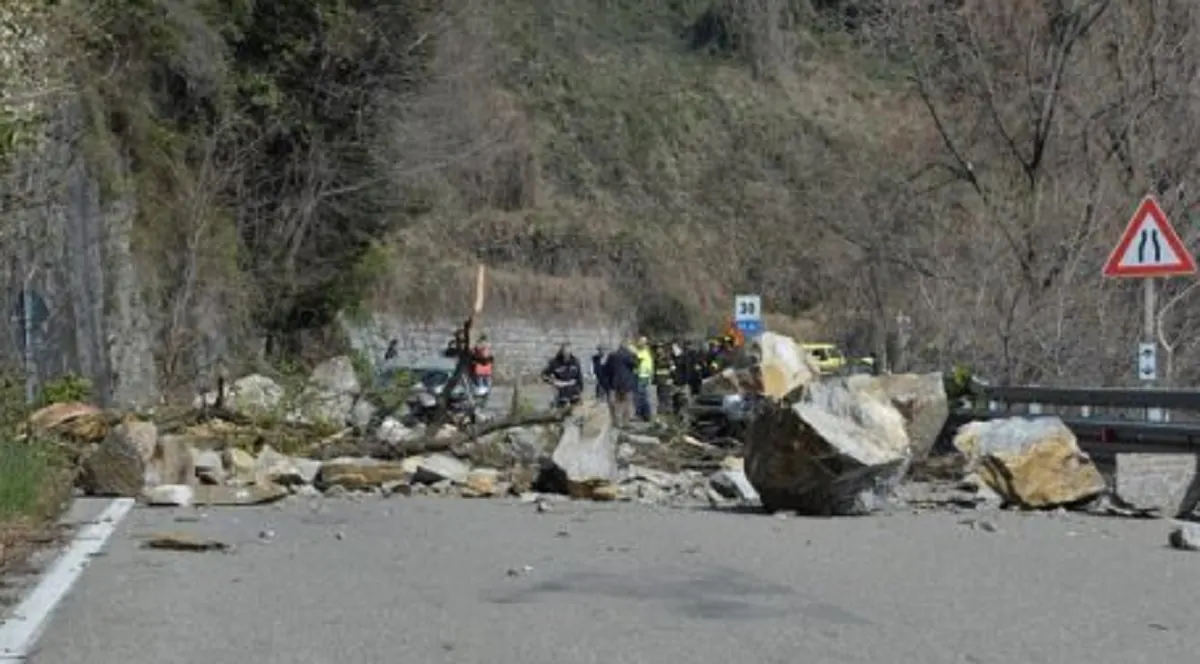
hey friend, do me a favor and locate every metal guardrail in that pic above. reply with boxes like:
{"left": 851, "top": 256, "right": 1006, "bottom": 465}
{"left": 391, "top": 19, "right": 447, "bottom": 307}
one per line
{"left": 951, "top": 383, "right": 1200, "bottom": 455}
{"left": 975, "top": 384, "right": 1200, "bottom": 411}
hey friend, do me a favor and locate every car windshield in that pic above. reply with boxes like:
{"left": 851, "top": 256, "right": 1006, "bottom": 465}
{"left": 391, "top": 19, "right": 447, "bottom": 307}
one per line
{"left": 417, "top": 369, "right": 451, "bottom": 390}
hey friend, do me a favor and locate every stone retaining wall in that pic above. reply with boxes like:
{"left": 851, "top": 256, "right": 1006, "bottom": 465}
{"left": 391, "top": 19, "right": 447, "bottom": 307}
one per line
{"left": 344, "top": 314, "right": 634, "bottom": 380}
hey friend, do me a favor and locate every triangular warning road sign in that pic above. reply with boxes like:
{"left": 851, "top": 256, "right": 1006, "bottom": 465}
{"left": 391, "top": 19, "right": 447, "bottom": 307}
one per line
{"left": 1103, "top": 196, "right": 1197, "bottom": 278}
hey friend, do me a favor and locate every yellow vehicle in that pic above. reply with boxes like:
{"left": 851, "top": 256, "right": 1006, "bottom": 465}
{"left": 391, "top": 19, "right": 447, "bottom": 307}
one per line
{"left": 802, "top": 343, "right": 875, "bottom": 375}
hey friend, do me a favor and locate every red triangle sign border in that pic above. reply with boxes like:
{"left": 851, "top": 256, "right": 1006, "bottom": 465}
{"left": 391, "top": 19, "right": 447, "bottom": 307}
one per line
{"left": 1102, "top": 195, "right": 1198, "bottom": 278}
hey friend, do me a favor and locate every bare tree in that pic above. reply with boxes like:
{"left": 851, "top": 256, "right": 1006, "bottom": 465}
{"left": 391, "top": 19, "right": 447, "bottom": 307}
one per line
{"left": 858, "top": 0, "right": 1200, "bottom": 384}
{"left": 154, "top": 118, "right": 252, "bottom": 390}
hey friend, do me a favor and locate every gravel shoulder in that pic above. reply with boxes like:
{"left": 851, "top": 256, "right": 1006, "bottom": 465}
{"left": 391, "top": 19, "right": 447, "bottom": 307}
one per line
{"left": 27, "top": 497, "right": 1200, "bottom": 664}
{"left": 0, "top": 498, "right": 112, "bottom": 615}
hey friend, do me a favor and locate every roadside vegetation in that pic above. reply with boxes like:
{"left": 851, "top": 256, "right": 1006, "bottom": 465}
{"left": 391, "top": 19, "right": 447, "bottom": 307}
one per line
{"left": 0, "top": 374, "right": 81, "bottom": 575}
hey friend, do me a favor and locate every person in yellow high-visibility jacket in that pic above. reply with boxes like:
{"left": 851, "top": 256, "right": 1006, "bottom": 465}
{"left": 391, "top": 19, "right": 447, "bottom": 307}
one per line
{"left": 634, "top": 337, "right": 654, "bottom": 421}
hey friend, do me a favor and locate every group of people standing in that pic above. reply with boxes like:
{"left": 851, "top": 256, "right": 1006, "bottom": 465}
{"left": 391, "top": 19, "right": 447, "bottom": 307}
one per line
{"left": 590, "top": 334, "right": 741, "bottom": 425}
{"left": 382, "top": 325, "right": 742, "bottom": 424}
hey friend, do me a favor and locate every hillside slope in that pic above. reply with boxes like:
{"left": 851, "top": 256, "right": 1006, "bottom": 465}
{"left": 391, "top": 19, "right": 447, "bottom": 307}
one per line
{"left": 377, "top": 0, "right": 920, "bottom": 331}
{"left": 5, "top": 0, "right": 1200, "bottom": 394}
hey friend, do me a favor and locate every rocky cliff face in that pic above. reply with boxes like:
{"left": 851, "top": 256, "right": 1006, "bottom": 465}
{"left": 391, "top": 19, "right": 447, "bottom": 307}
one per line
{"left": 0, "top": 83, "right": 159, "bottom": 407}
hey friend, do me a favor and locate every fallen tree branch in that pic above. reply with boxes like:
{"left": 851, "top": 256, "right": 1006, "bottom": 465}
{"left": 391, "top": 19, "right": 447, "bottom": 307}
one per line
{"left": 360, "top": 408, "right": 570, "bottom": 459}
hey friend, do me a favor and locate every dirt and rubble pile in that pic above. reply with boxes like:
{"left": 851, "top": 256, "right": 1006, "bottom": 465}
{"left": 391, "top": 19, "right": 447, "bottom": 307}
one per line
{"left": 25, "top": 355, "right": 758, "bottom": 510}
{"left": 713, "top": 331, "right": 1107, "bottom": 517}
{"left": 25, "top": 350, "right": 1124, "bottom": 519}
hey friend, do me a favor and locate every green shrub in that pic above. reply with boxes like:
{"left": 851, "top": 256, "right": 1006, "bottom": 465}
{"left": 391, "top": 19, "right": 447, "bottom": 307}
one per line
{"left": 0, "top": 438, "right": 64, "bottom": 521}
{"left": 36, "top": 373, "right": 93, "bottom": 407}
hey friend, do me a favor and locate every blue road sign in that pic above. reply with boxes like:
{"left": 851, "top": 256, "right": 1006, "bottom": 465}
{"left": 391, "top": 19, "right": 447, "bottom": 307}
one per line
{"left": 736, "top": 318, "right": 763, "bottom": 335}
{"left": 734, "top": 294, "right": 763, "bottom": 337}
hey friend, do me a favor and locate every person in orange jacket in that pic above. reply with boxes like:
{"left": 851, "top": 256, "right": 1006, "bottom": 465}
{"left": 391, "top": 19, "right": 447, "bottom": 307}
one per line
{"left": 723, "top": 317, "right": 745, "bottom": 349}
{"left": 470, "top": 334, "right": 494, "bottom": 391}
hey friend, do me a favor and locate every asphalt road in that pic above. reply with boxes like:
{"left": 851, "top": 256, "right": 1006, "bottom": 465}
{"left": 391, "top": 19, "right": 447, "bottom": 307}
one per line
{"left": 22, "top": 497, "right": 1200, "bottom": 664}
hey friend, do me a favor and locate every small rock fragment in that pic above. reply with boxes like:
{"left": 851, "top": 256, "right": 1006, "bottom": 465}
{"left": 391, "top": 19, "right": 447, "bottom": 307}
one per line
{"left": 1168, "top": 522, "right": 1200, "bottom": 551}
{"left": 142, "top": 484, "right": 195, "bottom": 507}
{"left": 413, "top": 454, "right": 470, "bottom": 485}
{"left": 463, "top": 468, "right": 500, "bottom": 497}
{"left": 376, "top": 417, "right": 411, "bottom": 445}
{"left": 709, "top": 468, "right": 759, "bottom": 502}
{"left": 224, "top": 448, "right": 257, "bottom": 484}
{"left": 382, "top": 480, "right": 412, "bottom": 497}
{"left": 589, "top": 483, "right": 620, "bottom": 501}
{"left": 193, "top": 483, "right": 289, "bottom": 506}
{"left": 142, "top": 532, "right": 228, "bottom": 552}
{"left": 318, "top": 458, "right": 409, "bottom": 490}
{"left": 191, "top": 449, "right": 226, "bottom": 485}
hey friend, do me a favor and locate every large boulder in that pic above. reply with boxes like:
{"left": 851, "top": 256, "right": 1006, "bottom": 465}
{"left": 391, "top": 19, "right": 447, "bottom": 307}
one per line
{"left": 295, "top": 356, "right": 362, "bottom": 426}
{"left": 744, "top": 379, "right": 911, "bottom": 515}
{"left": 192, "top": 374, "right": 285, "bottom": 415}
{"left": 702, "top": 331, "right": 820, "bottom": 399}
{"left": 953, "top": 416, "right": 1105, "bottom": 509}
{"left": 142, "top": 427, "right": 194, "bottom": 488}
{"left": 1115, "top": 454, "right": 1200, "bottom": 517}
{"left": 846, "top": 372, "right": 949, "bottom": 461}
{"left": 228, "top": 374, "right": 285, "bottom": 416}
{"left": 549, "top": 401, "right": 619, "bottom": 498}
{"left": 79, "top": 430, "right": 146, "bottom": 497}
{"left": 308, "top": 356, "right": 361, "bottom": 395}
{"left": 116, "top": 420, "right": 158, "bottom": 467}
{"left": 29, "top": 402, "right": 109, "bottom": 442}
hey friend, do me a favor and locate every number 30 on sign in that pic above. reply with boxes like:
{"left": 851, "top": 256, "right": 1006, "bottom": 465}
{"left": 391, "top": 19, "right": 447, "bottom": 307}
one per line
{"left": 734, "top": 294, "right": 760, "bottom": 320}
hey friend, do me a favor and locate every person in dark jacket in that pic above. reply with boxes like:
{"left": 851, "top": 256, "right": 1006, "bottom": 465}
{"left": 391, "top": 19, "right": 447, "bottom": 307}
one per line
{"left": 676, "top": 340, "right": 705, "bottom": 396}
{"left": 443, "top": 328, "right": 468, "bottom": 360}
{"left": 591, "top": 345, "right": 610, "bottom": 401}
{"left": 542, "top": 343, "right": 584, "bottom": 406}
{"left": 652, "top": 341, "right": 677, "bottom": 415}
{"left": 602, "top": 340, "right": 640, "bottom": 426}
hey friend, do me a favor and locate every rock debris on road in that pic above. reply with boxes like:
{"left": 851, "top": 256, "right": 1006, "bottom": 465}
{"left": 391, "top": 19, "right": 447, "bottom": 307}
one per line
{"left": 13, "top": 339, "right": 1200, "bottom": 664}
{"left": 25, "top": 498, "right": 1200, "bottom": 664}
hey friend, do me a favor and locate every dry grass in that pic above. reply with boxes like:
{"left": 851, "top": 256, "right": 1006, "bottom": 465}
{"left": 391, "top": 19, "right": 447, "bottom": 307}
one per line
{"left": 762, "top": 312, "right": 828, "bottom": 341}
{"left": 368, "top": 0, "right": 915, "bottom": 324}
{"left": 367, "top": 251, "right": 628, "bottom": 323}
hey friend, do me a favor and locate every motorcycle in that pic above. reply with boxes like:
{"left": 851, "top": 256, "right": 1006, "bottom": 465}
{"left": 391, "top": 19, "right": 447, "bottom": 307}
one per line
{"left": 405, "top": 369, "right": 490, "bottom": 426}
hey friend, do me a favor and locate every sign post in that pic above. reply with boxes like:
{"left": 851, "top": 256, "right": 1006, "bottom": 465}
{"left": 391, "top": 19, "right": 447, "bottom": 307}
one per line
{"left": 1103, "top": 195, "right": 1197, "bottom": 421}
{"left": 733, "top": 294, "right": 763, "bottom": 339}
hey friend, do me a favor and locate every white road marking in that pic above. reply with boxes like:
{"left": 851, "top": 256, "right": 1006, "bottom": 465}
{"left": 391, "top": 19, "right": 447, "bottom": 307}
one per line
{"left": 0, "top": 498, "right": 136, "bottom": 660}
